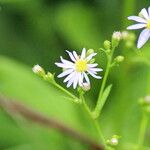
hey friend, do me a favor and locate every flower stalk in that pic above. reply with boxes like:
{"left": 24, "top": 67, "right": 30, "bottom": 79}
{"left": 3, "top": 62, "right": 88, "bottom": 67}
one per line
{"left": 137, "top": 112, "right": 149, "bottom": 150}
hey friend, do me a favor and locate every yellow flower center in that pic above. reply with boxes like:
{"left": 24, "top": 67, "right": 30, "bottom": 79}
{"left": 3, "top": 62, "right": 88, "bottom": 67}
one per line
{"left": 75, "top": 59, "right": 88, "bottom": 72}
{"left": 147, "top": 20, "right": 150, "bottom": 29}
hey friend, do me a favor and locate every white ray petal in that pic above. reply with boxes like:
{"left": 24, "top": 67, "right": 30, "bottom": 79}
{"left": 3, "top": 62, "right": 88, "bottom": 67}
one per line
{"left": 86, "top": 53, "right": 97, "bottom": 61}
{"left": 64, "top": 71, "right": 75, "bottom": 83}
{"left": 141, "top": 8, "right": 149, "bottom": 20}
{"left": 55, "top": 63, "right": 73, "bottom": 68}
{"left": 73, "top": 51, "right": 79, "bottom": 60}
{"left": 81, "top": 48, "right": 86, "bottom": 59}
{"left": 148, "top": 7, "right": 150, "bottom": 16}
{"left": 60, "top": 56, "right": 74, "bottom": 65}
{"left": 137, "top": 29, "right": 150, "bottom": 49}
{"left": 127, "top": 24, "right": 146, "bottom": 30}
{"left": 79, "top": 73, "right": 83, "bottom": 86}
{"left": 57, "top": 69, "right": 73, "bottom": 78}
{"left": 88, "top": 63, "right": 98, "bottom": 68}
{"left": 88, "top": 70, "right": 102, "bottom": 79}
{"left": 66, "top": 50, "right": 76, "bottom": 62}
{"left": 128, "top": 16, "right": 147, "bottom": 23}
{"left": 89, "top": 70, "right": 98, "bottom": 75}
{"left": 73, "top": 73, "right": 79, "bottom": 89}
{"left": 89, "top": 68, "right": 103, "bottom": 72}
{"left": 83, "top": 72, "right": 90, "bottom": 84}
{"left": 67, "top": 77, "right": 74, "bottom": 88}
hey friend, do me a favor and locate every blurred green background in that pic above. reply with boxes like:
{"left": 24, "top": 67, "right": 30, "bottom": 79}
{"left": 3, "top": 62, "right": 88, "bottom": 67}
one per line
{"left": 0, "top": 0, "right": 150, "bottom": 150}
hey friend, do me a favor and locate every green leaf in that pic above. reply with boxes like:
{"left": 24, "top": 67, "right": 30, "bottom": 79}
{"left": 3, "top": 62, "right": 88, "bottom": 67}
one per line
{"left": 98, "top": 84, "right": 112, "bottom": 113}
{"left": 0, "top": 56, "right": 99, "bottom": 150}
{"left": 93, "top": 84, "right": 112, "bottom": 118}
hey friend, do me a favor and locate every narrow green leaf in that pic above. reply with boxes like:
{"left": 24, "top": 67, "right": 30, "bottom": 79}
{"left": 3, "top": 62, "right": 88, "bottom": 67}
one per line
{"left": 99, "top": 84, "right": 112, "bottom": 111}
{"left": 93, "top": 84, "right": 112, "bottom": 118}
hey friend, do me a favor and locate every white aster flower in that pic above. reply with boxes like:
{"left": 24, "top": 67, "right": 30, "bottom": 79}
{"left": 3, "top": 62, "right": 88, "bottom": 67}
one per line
{"left": 55, "top": 48, "right": 102, "bottom": 89}
{"left": 127, "top": 7, "right": 150, "bottom": 49}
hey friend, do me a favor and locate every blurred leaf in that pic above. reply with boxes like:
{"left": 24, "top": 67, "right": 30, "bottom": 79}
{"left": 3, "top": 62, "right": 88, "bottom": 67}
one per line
{"left": 0, "top": 56, "right": 98, "bottom": 149}
{"left": 55, "top": 2, "right": 102, "bottom": 49}
{"left": 99, "top": 84, "right": 112, "bottom": 113}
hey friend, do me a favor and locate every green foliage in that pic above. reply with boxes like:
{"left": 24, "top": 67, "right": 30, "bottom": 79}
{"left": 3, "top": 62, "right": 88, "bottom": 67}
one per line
{"left": 0, "top": 0, "right": 150, "bottom": 149}
{"left": 0, "top": 56, "right": 98, "bottom": 150}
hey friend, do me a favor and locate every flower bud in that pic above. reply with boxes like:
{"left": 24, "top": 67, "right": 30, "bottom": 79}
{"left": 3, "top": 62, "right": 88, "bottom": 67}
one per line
{"left": 112, "top": 31, "right": 122, "bottom": 41}
{"left": 139, "top": 95, "right": 150, "bottom": 113}
{"left": 122, "top": 31, "right": 129, "bottom": 40}
{"left": 104, "top": 40, "right": 111, "bottom": 50}
{"left": 125, "top": 41, "right": 134, "bottom": 48}
{"left": 87, "top": 49, "right": 94, "bottom": 56}
{"left": 112, "top": 31, "right": 122, "bottom": 48}
{"left": 107, "top": 135, "right": 120, "bottom": 146}
{"left": 32, "top": 64, "right": 45, "bottom": 76}
{"left": 80, "top": 83, "right": 91, "bottom": 91}
{"left": 114, "top": 56, "right": 124, "bottom": 63}
{"left": 44, "top": 72, "right": 54, "bottom": 82}
{"left": 144, "top": 96, "right": 150, "bottom": 104}
{"left": 139, "top": 96, "right": 150, "bottom": 105}
{"left": 90, "top": 58, "right": 95, "bottom": 64}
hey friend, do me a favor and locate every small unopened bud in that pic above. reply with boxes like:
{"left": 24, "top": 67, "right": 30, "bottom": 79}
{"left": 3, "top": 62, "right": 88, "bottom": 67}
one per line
{"left": 32, "top": 64, "right": 45, "bottom": 76}
{"left": 112, "top": 31, "right": 122, "bottom": 48}
{"left": 87, "top": 49, "right": 94, "bottom": 56}
{"left": 144, "top": 96, "right": 150, "bottom": 104}
{"left": 129, "top": 33, "right": 136, "bottom": 41}
{"left": 106, "top": 49, "right": 111, "bottom": 54}
{"left": 44, "top": 72, "right": 54, "bottom": 82}
{"left": 80, "top": 83, "right": 91, "bottom": 91}
{"left": 125, "top": 41, "right": 134, "bottom": 48}
{"left": 107, "top": 135, "right": 120, "bottom": 146}
{"left": 139, "top": 95, "right": 150, "bottom": 113}
{"left": 114, "top": 56, "right": 124, "bottom": 63}
{"left": 90, "top": 58, "right": 95, "bottom": 64}
{"left": 122, "top": 31, "right": 129, "bottom": 40}
{"left": 104, "top": 40, "right": 111, "bottom": 50}
{"left": 112, "top": 32, "right": 122, "bottom": 41}
{"left": 139, "top": 96, "right": 150, "bottom": 105}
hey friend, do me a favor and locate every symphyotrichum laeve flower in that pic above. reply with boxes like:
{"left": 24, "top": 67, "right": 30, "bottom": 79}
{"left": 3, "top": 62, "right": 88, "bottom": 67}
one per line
{"left": 55, "top": 48, "right": 102, "bottom": 89}
{"left": 127, "top": 7, "right": 150, "bottom": 49}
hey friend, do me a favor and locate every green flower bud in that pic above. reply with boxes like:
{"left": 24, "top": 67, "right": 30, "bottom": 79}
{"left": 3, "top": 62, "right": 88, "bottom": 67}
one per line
{"left": 104, "top": 40, "right": 111, "bottom": 50}
{"left": 128, "top": 33, "right": 136, "bottom": 41}
{"left": 144, "top": 96, "right": 150, "bottom": 104}
{"left": 90, "top": 58, "right": 95, "bottom": 63}
{"left": 122, "top": 31, "right": 129, "bottom": 40}
{"left": 87, "top": 49, "right": 94, "bottom": 56}
{"left": 114, "top": 56, "right": 124, "bottom": 63}
{"left": 44, "top": 72, "right": 55, "bottom": 82}
{"left": 32, "top": 64, "right": 45, "bottom": 77}
{"left": 139, "top": 96, "right": 150, "bottom": 113}
{"left": 125, "top": 41, "right": 134, "bottom": 48}
{"left": 106, "top": 49, "right": 111, "bottom": 54}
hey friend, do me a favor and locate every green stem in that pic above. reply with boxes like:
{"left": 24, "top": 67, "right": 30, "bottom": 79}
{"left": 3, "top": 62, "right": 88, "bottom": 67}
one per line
{"left": 94, "top": 120, "right": 107, "bottom": 149}
{"left": 80, "top": 93, "right": 107, "bottom": 149}
{"left": 80, "top": 93, "right": 93, "bottom": 118}
{"left": 94, "top": 48, "right": 115, "bottom": 118}
{"left": 53, "top": 82, "right": 81, "bottom": 104}
{"left": 137, "top": 113, "right": 149, "bottom": 150}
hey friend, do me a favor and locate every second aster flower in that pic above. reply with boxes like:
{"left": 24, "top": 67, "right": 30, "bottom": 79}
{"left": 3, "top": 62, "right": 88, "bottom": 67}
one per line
{"left": 127, "top": 7, "right": 150, "bottom": 49}
{"left": 55, "top": 48, "right": 102, "bottom": 89}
